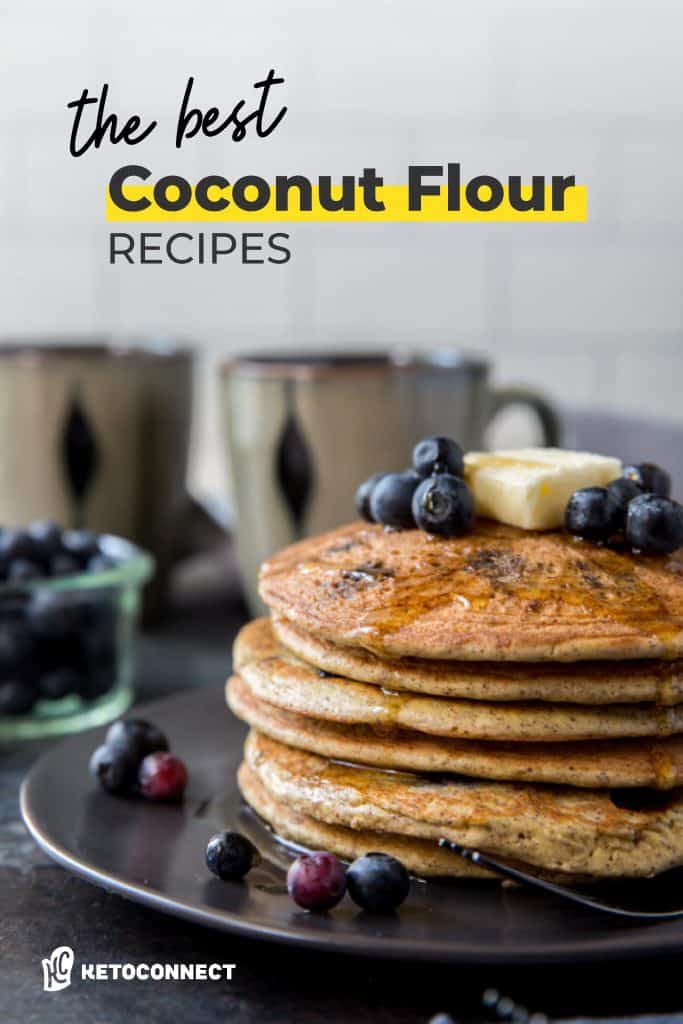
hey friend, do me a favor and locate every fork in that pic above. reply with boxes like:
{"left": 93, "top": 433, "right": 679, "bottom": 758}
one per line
{"left": 438, "top": 838, "right": 683, "bottom": 920}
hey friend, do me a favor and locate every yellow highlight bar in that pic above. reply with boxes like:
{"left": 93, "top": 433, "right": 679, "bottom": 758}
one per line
{"left": 106, "top": 184, "right": 587, "bottom": 223}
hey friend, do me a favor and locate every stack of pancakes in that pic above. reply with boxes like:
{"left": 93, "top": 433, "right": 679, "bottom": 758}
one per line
{"left": 228, "top": 520, "right": 683, "bottom": 882}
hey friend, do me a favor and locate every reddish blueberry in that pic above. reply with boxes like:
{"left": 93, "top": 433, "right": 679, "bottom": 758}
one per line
{"left": 138, "top": 751, "right": 188, "bottom": 801}
{"left": 286, "top": 851, "right": 347, "bottom": 911}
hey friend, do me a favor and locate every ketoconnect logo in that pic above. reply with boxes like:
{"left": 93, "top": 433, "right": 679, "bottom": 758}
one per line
{"left": 42, "top": 946, "right": 74, "bottom": 992}
{"left": 42, "top": 947, "right": 237, "bottom": 992}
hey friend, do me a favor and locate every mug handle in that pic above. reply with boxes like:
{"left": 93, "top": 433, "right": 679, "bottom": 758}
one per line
{"left": 488, "top": 387, "right": 562, "bottom": 447}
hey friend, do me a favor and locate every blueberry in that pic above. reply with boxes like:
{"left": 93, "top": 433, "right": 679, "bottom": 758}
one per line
{"left": 138, "top": 752, "right": 188, "bottom": 801}
{"left": 368, "top": 471, "right": 420, "bottom": 529}
{"left": 412, "top": 436, "right": 465, "bottom": 479}
{"left": 0, "top": 620, "right": 33, "bottom": 671}
{"left": 7, "top": 559, "right": 43, "bottom": 583}
{"left": 346, "top": 851, "right": 410, "bottom": 913}
{"left": 428, "top": 1016, "right": 455, "bottom": 1024}
{"left": 28, "top": 591, "right": 83, "bottom": 639}
{"left": 61, "top": 529, "right": 99, "bottom": 565}
{"left": 40, "top": 634, "right": 81, "bottom": 674}
{"left": 206, "top": 831, "right": 261, "bottom": 881}
{"left": 79, "top": 600, "right": 117, "bottom": 663}
{"left": 496, "top": 997, "right": 516, "bottom": 1019}
{"left": 354, "top": 473, "right": 388, "bottom": 523}
{"left": 0, "top": 680, "right": 36, "bottom": 715}
{"left": 38, "top": 668, "right": 81, "bottom": 701}
{"left": 607, "top": 477, "right": 644, "bottom": 523}
{"left": 287, "top": 851, "right": 347, "bottom": 911}
{"left": 0, "top": 529, "right": 36, "bottom": 562}
{"left": 565, "top": 487, "right": 621, "bottom": 543}
{"left": 80, "top": 595, "right": 117, "bottom": 632}
{"left": 89, "top": 743, "right": 138, "bottom": 795}
{"left": 625, "top": 494, "right": 683, "bottom": 555}
{"left": 28, "top": 520, "right": 63, "bottom": 559}
{"left": 49, "top": 554, "right": 81, "bottom": 577}
{"left": 623, "top": 462, "right": 671, "bottom": 498}
{"left": 106, "top": 718, "right": 169, "bottom": 761}
{"left": 412, "top": 474, "right": 475, "bottom": 538}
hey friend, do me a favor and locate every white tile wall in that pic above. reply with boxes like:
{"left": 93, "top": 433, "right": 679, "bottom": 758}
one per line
{"left": 0, "top": 0, "right": 682, "bottom": 501}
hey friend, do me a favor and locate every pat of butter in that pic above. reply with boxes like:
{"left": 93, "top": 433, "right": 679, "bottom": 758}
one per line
{"left": 464, "top": 448, "right": 622, "bottom": 531}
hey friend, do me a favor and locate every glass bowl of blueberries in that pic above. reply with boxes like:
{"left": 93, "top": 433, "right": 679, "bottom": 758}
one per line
{"left": 0, "top": 521, "right": 154, "bottom": 740}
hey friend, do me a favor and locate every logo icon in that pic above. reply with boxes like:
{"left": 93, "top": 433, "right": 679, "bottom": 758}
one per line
{"left": 42, "top": 946, "right": 74, "bottom": 992}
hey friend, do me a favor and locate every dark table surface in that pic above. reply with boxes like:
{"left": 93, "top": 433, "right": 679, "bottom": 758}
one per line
{"left": 5, "top": 511, "right": 683, "bottom": 1024}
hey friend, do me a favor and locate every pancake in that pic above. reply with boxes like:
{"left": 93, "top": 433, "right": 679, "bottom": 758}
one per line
{"left": 233, "top": 621, "right": 683, "bottom": 742}
{"left": 272, "top": 616, "right": 683, "bottom": 705}
{"left": 244, "top": 730, "right": 683, "bottom": 878}
{"left": 238, "top": 762, "right": 489, "bottom": 878}
{"left": 228, "top": 674, "right": 683, "bottom": 789}
{"left": 259, "top": 520, "right": 683, "bottom": 661}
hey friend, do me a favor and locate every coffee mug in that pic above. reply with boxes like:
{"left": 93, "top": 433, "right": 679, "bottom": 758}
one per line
{"left": 0, "top": 341, "right": 213, "bottom": 614}
{"left": 220, "top": 350, "right": 561, "bottom": 613}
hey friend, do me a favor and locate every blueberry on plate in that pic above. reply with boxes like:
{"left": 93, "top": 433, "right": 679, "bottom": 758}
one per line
{"left": 412, "top": 474, "right": 475, "bottom": 537}
{"left": 206, "top": 831, "right": 261, "bottom": 881}
{"left": 287, "top": 851, "right": 347, "bottom": 911}
{"left": 106, "top": 718, "right": 169, "bottom": 761}
{"left": 565, "top": 487, "right": 621, "bottom": 543}
{"left": 368, "top": 471, "right": 420, "bottom": 529}
{"left": 346, "top": 851, "right": 410, "bottom": 913}
{"left": 138, "top": 752, "right": 188, "bottom": 801}
{"left": 0, "top": 680, "right": 36, "bottom": 716}
{"left": 89, "top": 743, "right": 138, "bottom": 795}
{"left": 412, "top": 437, "right": 464, "bottom": 479}
{"left": 622, "top": 462, "right": 671, "bottom": 498}
{"left": 354, "top": 473, "right": 388, "bottom": 523}
{"left": 625, "top": 494, "right": 683, "bottom": 555}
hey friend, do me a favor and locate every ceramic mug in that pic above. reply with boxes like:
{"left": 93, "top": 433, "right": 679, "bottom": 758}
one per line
{"left": 0, "top": 341, "right": 212, "bottom": 614}
{"left": 220, "top": 349, "right": 561, "bottom": 613}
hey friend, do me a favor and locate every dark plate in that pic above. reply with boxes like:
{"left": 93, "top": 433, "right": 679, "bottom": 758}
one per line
{"left": 20, "top": 685, "right": 683, "bottom": 964}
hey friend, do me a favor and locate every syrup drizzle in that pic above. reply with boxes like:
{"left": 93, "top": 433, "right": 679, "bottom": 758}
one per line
{"left": 289, "top": 524, "right": 683, "bottom": 655}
